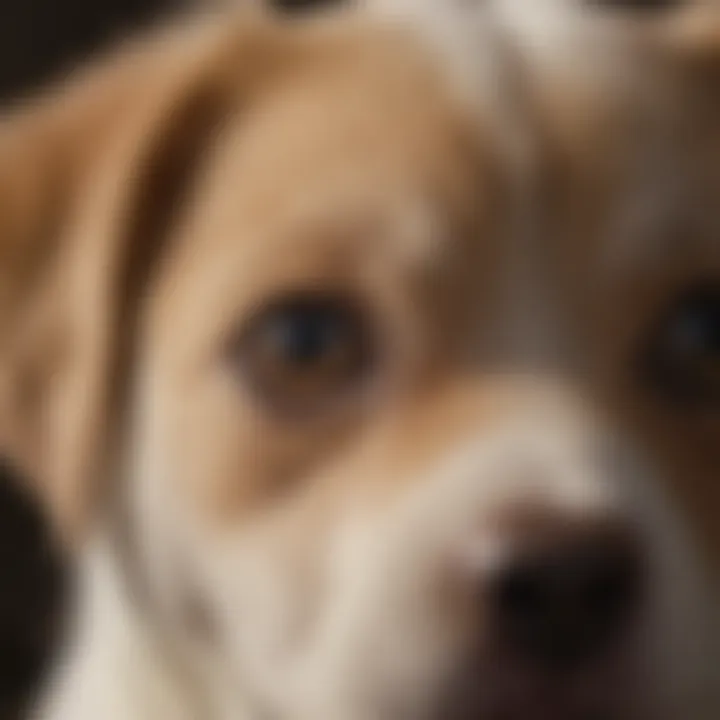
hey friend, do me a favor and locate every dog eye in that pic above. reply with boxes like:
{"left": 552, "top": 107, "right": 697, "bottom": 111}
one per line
{"left": 269, "top": 0, "right": 345, "bottom": 12}
{"left": 641, "top": 282, "right": 720, "bottom": 406}
{"left": 234, "top": 294, "right": 372, "bottom": 413}
{"left": 585, "top": 0, "right": 679, "bottom": 10}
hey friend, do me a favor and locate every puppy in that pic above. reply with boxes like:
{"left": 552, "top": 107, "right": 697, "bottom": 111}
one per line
{"left": 0, "top": 3, "right": 717, "bottom": 719}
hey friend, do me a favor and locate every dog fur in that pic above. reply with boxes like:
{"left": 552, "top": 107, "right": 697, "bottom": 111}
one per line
{"left": 0, "top": 3, "right": 718, "bottom": 719}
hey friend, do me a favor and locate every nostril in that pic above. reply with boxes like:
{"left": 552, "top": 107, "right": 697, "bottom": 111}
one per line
{"left": 493, "top": 532, "right": 645, "bottom": 670}
{"left": 497, "top": 563, "right": 552, "bottom": 630}
{"left": 582, "top": 545, "right": 640, "bottom": 625}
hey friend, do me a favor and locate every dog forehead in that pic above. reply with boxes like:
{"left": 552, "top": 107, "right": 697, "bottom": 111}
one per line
{"left": 143, "top": 8, "right": 720, "bottom": 351}
{"left": 148, "top": 36, "right": 510, "bottom": 308}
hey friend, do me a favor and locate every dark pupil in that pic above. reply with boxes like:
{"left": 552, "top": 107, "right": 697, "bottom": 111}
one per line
{"left": 648, "top": 285, "right": 720, "bottom": 402}
{"left": 270, "top": 0, "right": 344, "bottom": 11}
{"left": 585, "top": 0, "right": 678, "bottom": 10}
{"left": 270, "top": 304, "right": 346, "bottom": 367}
{"left": 666, "top": 290, "right": 720, "bottom": 362}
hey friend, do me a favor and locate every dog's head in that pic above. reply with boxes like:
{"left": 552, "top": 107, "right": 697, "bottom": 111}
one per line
{"left": 0, "top": 4, "right": 717, "bottom": 719}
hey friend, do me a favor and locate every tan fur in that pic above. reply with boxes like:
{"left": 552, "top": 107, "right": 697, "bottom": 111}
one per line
{"left": 0, "top": 4, "right": 717, "bottom": 720}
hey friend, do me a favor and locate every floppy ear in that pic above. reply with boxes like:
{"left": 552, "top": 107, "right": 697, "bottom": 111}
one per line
{"left": 0, "top": 12, "right": 276, "bottom": 545}
{"left": 646, "top": 5, "right": 720, "bottom": 80}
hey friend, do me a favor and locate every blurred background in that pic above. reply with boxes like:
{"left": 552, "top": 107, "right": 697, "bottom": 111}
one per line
{"left": 0, "top": 2, "right": 334, "bottom": 717}
{"left": 0, "top": 0, "right": 194, "bottom": 101}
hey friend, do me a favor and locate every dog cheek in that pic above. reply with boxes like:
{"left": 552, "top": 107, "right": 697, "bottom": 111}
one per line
{"left": 183, "top": 507, "right": 335, "bottom": 700}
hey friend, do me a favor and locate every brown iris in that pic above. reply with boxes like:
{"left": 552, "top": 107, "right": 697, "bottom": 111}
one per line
{"left": 234, "top": 292, "right": 373, "bottom": 415}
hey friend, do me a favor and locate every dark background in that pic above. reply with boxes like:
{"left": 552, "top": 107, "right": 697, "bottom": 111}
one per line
{"left": 0, "top": 0, "right": 188, "bottom": 102}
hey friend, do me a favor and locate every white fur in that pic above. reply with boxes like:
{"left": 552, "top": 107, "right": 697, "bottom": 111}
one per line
{"left": 32, "top": 4, "right": 718, "bottom": 720}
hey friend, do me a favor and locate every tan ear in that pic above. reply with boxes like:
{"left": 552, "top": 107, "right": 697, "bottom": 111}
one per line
{"left": 0, "top": 11, "right": 277, "bottom": 545}
{"left": 644, "top": 5, "right": 720, "bottom": 79}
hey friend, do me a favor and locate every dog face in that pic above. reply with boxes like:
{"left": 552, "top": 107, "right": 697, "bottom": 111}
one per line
{"left": 0, "top": 5, "right": 717, "bottom": 720}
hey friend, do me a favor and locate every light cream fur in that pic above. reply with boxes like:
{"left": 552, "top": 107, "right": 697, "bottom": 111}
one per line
{"left": 0, "top": 3, "right": 717, "bottom": 720}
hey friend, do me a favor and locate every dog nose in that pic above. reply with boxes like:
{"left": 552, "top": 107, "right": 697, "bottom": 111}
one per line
{"left": 490, "top": 527, "right": 644, "bottom": 670}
